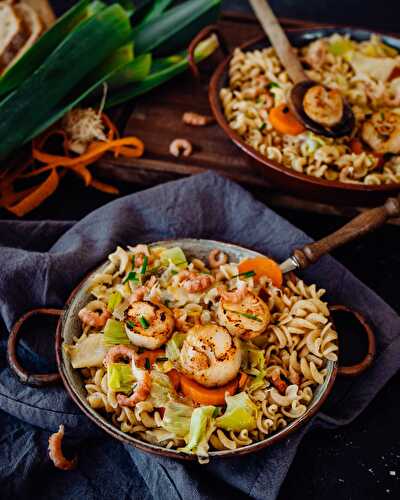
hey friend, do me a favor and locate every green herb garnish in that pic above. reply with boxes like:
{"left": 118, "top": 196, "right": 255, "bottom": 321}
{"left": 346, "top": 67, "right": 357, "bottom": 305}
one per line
{"left": 268, "top": 82, "right": 280, "bottom": 89}
{"left": 126, "top": 320, "right": 136, "bottom": 329}
{"left": 139, "top": 316, "right": 150, "bottom": 329}
{"left": 232, "top": 270, "right": 256, "bottom": 279}
{"left": 132, "top": 255, "right": 136, "bottom": 267}
{"left": 259, "top": 123, "right": 266, "bottom": 131}
{"left": 224, "top": 309, "right": 262, "bottom": 322}
{"left": 144, "top": 358, "right": 151, "bottom": 369}
{"left": 140, "top": 255, "right": 148, "bottom": 274}
{"left": 123, "top": 271, "right": 139, "bottom": 284}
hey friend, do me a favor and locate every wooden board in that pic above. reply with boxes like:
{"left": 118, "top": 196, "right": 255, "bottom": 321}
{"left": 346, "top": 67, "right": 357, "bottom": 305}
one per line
{"left": 95, "top": 12, "right": 400, "bottom": 225}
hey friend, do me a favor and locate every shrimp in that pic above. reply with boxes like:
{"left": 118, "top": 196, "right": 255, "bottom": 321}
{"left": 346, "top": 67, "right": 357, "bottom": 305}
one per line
{"left": 78, "top": 301, "right": 110, "bottom": 328}
{"left": 208, "top": 248, "right": 228, "bottom": 269}
{"left": 182, "top": 112, "right": 214, "bottom": 126}
{"left": 130, "top": 244, "right": 152, "bottom": 267}
{"left": 104, "top": 344, "right": 137, "bottom": 367}
{"left": 129, "top": 286, "right": 147, "bottom": 303}
{"left": 361, "top": 110, "right": 400, "bottom": 154}
{"left": 304, "top": 39, "right": 328, "bottom": 69}
{"left": 219, "top": 281, "right": 248, "bottom": 304}
{"left": 303, "top": 85, "right": 344, "bottom": 127}
{"left": 116, "top": 369, "right": 152, "bottom": 407}
{"left": 271, "top": 371, "right": 288, "bottom": 394}
{"left": 178, "top": 270, "right": 215, "bottom": 293}
{"left": 48, "top": 425, "right": 77, "bottom": 471}
{"left": 169, "top": 138, "right": 192, "bottom": 157}
{"left": 103, "top": 345, "right": 152, "bottom": 407}
{"left": 385, "top": 78, "right": 400, "bottom": 106}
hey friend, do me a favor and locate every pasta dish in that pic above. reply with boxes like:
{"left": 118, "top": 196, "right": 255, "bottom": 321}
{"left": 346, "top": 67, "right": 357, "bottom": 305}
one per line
{"left": 220, "top": 34, "right": 400, "bottom": 185}
{"left": 65, "top": 243, "right": 338, "bottom": 461}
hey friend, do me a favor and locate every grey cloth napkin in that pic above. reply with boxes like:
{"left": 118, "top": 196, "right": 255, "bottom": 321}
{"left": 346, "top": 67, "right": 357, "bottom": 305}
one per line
{"left": 1, "top": 172, "right": 399, "bottom": 500}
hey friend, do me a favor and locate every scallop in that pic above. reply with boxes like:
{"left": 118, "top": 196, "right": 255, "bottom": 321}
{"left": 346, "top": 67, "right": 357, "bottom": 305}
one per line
{"left": 217, "top": 291, "right": 270, "bottom": 339}
{"left": 179, "top": 324, "right": 241, "bottom": 387}
{"left": 125, "top": 301, "right": 175, "bottom": 350}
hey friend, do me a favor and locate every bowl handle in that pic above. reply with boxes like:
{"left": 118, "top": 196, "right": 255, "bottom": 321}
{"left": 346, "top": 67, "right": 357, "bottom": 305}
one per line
{"left": 188, "top": 24, "right": 229, "bottom": 79}
{"left": 329, "top": 304, "right": 376, "bottom": 377}
{"left": 7, "top": 308, "right": 63, "bottom": 387}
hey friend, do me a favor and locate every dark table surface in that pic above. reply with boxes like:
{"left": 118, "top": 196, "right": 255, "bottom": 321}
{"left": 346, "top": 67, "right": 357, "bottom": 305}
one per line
{"left": 1, "top": 1, "right": 400, "bottom": 499}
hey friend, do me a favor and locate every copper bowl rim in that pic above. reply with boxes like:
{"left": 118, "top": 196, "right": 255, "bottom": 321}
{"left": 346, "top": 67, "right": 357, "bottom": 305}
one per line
{"left": 54, "top": 238, "right": 339, "bottom": 460}
{"left": 209, "top": 26, "right": 400, "bottom": 195}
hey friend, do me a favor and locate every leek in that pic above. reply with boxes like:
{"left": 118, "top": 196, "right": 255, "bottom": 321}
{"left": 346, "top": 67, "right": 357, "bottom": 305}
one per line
{"left": 108, "top": 363, "right": 134, "bottom": 393}
{"left": 0, "top": 4, "right": 132, "bottom": 159}
{"left": 105, "top": 34, "right": 218, "bottom": 108}
{"left": 133, "top": 0, "right": 221, "bottom": 56}
{"left": 103, "top": 318, "right": 131, "bottom": 346}
{"left": 138, "top": 0, "right": 174, "bottom": 27}
{"left": 166, "top": 332, "right": 186, "bottom": 361}
{"left": 216, "top": 392, "right": 257, "bottom": 432}
{"left": 107, "top": 291, "right": 122, "bottom": 312}
{"left": 162, "top": 401, "right": 193, "bottom": 438}
{"left": 0, "top": 0, "right": 93, "bottom": 97}
{"left": 179, "top": 406, "right": 215, "bottom": 457}
{"left": 159, "top": 246, "right": 187, "bottom": 268}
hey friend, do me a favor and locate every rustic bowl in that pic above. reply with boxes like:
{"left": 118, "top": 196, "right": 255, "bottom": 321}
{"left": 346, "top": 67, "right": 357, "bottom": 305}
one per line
{"left": 7, "top": 239, "right": 375, "bottom": 460}
{"left": 209, "top": 27, "right": 400, "bottom": 206}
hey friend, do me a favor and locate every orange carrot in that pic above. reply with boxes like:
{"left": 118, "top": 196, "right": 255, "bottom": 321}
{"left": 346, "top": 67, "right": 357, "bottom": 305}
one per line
{"left": 238, "top": 256, "right": 283, "bottom": 288}
{"left": 238, "top": 372, "right": 249, "bottom": 389}
{"left": 167, "top": 369, "right": 181, "bottom": 391}
{"left": 269, "top": 104, "right": 305, "bottom": 136}
{"left": 90, "top": 178, "right": 120, "bottom": 194}
{"left": 350, "top": 138, "right": 363, "bottom": 155}
{"left": 5, "top": 168, "right": 59, "bottom": 217}
{"left": 180, "top": 374, "right": 238, "bottom": 406}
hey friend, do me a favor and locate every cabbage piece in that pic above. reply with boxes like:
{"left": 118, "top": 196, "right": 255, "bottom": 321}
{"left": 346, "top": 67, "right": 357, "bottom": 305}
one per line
{"left": 166, "top": 332, "right": 186, "bottom": 361}
{"left": 216, "top": 392, "right": 257, "bottom": 432}
{"left": 150, "top": 371, "right": 175, "bottom": 406}
{"left": 179, "top": 405, "right": 216, "bottom": 457}
{"left": 348, "top": 52, "right": 398, "bottom": 82}
{"left": 66, "top": 334, "right": 108, "bottom": 368}
{"left": 107, "top": 362, "right": 134, "bottom": 394}
{"left": 328, "top": 38, "right": 354, "bottom": 56}
{"left": 160, "top": 247, "right": 187, "bottom": 268}
{"left": 242, "top": 346, "right": 265, "bottom": 375}
{"left": 107, "top": 291, "right": 122, "bottom": 312}
{"left": 162, "top": 401, "right": 193, "bottom": 438}
{"left": 103, "top": 318, "right": 130, "bottom": 346}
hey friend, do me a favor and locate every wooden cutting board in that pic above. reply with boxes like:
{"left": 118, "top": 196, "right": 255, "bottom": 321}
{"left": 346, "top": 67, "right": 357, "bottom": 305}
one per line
{"left": 96, "top": 12, "right": 400, "bottom": 224}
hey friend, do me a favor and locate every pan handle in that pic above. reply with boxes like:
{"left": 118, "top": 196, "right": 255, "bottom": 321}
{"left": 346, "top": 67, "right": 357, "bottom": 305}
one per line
{"left": 293, "top": 195, "right": 400, "bottom": 270}
{"left": 329, "top": 305, "right": 376, "bottom": 377}
{"left": 7, "top": 308, "right": 63, "bottom": 387}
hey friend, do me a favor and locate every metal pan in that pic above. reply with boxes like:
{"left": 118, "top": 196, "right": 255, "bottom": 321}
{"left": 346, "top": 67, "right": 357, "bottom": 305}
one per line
{"left": 7, "top": 238, "right": 375, "bottom": 460}
{"left": 209, "top": 27, "right": 400, "bottom": 206}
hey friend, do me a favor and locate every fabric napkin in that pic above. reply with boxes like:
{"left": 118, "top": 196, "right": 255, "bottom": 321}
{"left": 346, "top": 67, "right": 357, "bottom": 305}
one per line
{"left": 1, "top": 172, "right": 400, "bottom": 500}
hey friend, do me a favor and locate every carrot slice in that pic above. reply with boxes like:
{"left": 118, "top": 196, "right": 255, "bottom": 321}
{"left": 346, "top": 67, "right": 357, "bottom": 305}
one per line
{"left": 350, "top": 138, "right": 363, "bottom": 155}
{"left": 238, "top": 256, "right": 283, "bottom": 288}
{"left": 180, "top": 374, "right": 238, "bottom": 406}
{"left": 167, "top": 369, "right": 181, "bottom": 391}
{"left": 90, "top": 178, "right": 119, "bottom": 195}
{"left": 5, "top": 168, "right": 59, "bottom": 217}
{"left": 135, "top": 349, "right": 166, "bottom": 369}
{"left": 269, "top": 104, "right": 305, "bottom": 136}
{"left": 238, "top": 372, "right": 249, "bottom": 389}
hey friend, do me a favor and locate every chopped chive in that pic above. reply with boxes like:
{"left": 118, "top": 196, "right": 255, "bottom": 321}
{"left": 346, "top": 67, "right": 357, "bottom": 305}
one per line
{"left": 212, "top": 407, "right": 222, "bottom": 418}
{"left": 232, "top": 270, "right": 256, "bottom": 279}
{"left": 224, "top": 309, "right": 262, "bottom": 322}
{"left": 126, "top": 320, "right": 136, "bottom": 329}
{"left": 144, "top": 358, "right": 151, "bottom": 370}
{"left": 139, "top": 316, "right": 150, "bottom": 329}
{"left": 123, "top": 271, "right": 138, "bottom": 284}
{"left": 156, "top": 357, "right": 169, "bottom": 362}
{"left": 171, "top": 270, "right": 178, "bottom": 275}
{"left": 259, "top": 123, "right": 266, "bottom": 131}
{"left": 140, "top": 255, "right": 148, "bottom": 275}
{"left": 132, "top": 255, "right": 135, "bottom": 267}
{"left": 268, "top": 82, "right": 280, "bottom": 89}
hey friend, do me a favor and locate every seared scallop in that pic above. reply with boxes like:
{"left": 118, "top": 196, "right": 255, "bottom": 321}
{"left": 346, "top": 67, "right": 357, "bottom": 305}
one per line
{"left": 217, "top": 291, "right": 270, "bottom": 339}
{"left": 125, "top": 301, "right": 175, "bottom": 350}
{"left": 179, "top": 324, "right": 241, "bottom": 387}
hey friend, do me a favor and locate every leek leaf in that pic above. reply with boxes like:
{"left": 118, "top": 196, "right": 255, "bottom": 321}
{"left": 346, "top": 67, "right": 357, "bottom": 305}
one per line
{"left": 160, "top": 247, "right": 187, "bottom": 268}
{"left": 166, "top": 332, "right": 186, "bottom": 361}
{"left": 137, "top": 0, "right": 174, "bottom": 27}
{"left": 0, "top": 4, "right": 132, "bottom": 159}
{"left": 107, "top": 291, "right": 122, "bottom": 312}
{"left": 150, "top": 371, "right": 175, "bottom": 406}
{"left": 132, "top": 0, "right": 221, "bottom": 56}
{"left": 0, "top": 0, "right": 92, "bottom": 97}
{"left": 66, "top": 334, "right": 108, "bottom": 369}
{"left": 179, "top": 406, "right": 215, "bottom": 457}
{"left": 105, "top": 34, "right": 218, "bottom": 108}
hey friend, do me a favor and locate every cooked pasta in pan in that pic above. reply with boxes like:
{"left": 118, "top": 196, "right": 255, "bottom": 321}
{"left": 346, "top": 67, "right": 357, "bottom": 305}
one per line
{"left": 65, "top": 243, "right": 338, "bottom": 461}
{"left": 220, "top": 34, "right": 400, "bottom": 185}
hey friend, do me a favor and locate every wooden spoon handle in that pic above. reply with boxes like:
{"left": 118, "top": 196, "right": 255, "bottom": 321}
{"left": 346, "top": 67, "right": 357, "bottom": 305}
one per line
{"left": 249, "top": 0, "right": 307, "bottom": 84}
{"left": 293, "top": 196, "right": 400, "bottom": 269}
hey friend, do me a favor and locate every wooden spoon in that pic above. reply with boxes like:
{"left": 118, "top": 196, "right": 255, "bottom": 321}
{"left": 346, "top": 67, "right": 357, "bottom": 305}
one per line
{"left": 249, "top": 0, "right": 355, "bottom": 138}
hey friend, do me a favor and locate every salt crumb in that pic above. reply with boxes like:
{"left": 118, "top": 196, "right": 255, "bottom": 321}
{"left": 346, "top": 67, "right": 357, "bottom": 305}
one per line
{"left": 389, "top": 471, "right": 396, "bottom": 476}
{"left": 338, "top": 478, "right": 344, "bottom": 483}
{"left": 368, "top": 468, "right": 374, "bottom": 474}
{"left": 386, "top": 489, "right": 390, "bottom": 494}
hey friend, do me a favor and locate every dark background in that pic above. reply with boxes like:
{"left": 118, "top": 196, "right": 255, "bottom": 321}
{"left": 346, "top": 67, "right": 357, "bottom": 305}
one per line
{"left": 1, "top": 0, "right": 400, "bottom": 498}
